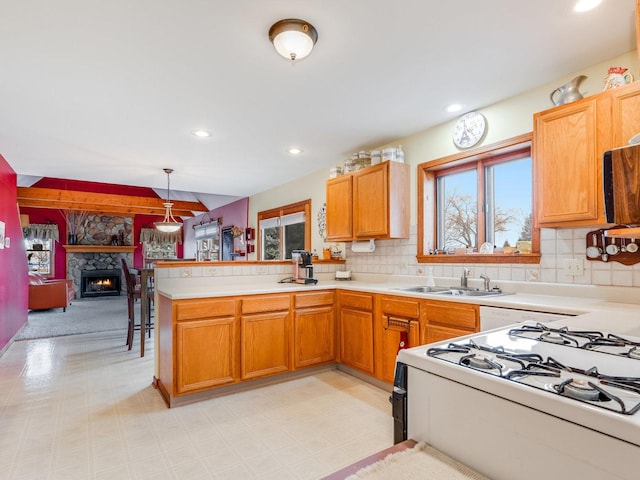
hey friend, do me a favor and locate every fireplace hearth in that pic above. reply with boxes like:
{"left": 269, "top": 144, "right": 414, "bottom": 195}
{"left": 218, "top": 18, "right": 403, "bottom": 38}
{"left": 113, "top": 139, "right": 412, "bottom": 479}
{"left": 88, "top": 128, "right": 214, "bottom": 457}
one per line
{"left": 80, "top": 269, "right": 122, "bottom": 298}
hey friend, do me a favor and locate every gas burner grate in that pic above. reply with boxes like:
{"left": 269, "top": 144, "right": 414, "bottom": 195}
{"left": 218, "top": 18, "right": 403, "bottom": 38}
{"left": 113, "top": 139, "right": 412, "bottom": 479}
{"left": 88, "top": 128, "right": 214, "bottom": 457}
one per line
{"left": 426, "top": 341, "right": 640, "bottom": 415}
{"left": 508, "top": 323, "right": 640, "bottom": 360}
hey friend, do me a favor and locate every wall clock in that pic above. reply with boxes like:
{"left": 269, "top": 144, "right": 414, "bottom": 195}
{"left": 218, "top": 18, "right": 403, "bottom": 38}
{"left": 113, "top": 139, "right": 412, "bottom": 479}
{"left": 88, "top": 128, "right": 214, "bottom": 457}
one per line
{"left": 452, "top": 111, "right": 487, "bottom": 149}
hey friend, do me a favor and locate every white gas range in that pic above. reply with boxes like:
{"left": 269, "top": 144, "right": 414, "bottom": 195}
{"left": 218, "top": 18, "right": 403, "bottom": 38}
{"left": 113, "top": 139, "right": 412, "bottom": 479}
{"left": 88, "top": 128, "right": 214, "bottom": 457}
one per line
{"left": 394, "top": 313, "right": 640, "bottom": 480}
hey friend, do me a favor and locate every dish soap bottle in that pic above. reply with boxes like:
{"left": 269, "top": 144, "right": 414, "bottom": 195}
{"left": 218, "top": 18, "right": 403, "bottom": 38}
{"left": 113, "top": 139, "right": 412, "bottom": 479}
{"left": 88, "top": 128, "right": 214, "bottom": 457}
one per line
{"left": 426, "top": 267, "right": 436, "bottom": 287}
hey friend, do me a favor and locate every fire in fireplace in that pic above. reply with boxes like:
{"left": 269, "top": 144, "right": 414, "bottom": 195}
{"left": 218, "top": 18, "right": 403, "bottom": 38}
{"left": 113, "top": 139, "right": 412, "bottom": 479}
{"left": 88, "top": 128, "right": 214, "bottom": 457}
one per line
{"left": 80, "top": 269, "right": 122, "bottom": 298}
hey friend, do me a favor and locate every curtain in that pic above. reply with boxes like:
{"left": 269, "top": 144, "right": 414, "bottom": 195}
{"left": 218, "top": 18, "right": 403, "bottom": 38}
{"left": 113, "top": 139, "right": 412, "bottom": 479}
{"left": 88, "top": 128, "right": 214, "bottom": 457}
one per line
{"left": 22, "top": 224, "right": 59, "bottom": 242}
{"left": 139, "top": 227, "right": 182, "bottom": 244}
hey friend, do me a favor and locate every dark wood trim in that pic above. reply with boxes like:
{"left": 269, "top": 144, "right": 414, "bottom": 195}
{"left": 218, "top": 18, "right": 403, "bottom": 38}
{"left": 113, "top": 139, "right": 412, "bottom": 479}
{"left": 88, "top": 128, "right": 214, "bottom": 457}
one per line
{"left": 417, "top": 253, "right": 541, "bottom": 264}
{"left": 63, "top": 245, "right": 137, "bottom": 253}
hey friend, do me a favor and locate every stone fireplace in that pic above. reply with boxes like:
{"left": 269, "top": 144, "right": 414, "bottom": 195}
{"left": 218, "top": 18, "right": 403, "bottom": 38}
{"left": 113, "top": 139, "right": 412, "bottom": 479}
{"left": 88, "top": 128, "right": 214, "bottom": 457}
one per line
{"left": 80, "top": 269, "right": 122, "bottom": 297}
{"left": 63, "top": 214, "right": 135, "bottom": 298}
{"left": 66, "top": 250, "right": 134, "bottom": 297}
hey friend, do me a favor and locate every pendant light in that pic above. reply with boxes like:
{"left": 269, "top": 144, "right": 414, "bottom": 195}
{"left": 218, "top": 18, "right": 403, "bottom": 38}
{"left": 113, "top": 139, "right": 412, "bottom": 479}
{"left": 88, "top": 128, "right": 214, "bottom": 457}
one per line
{"left": 154, "top": 168, "right": 182, "bottom": 233}
{"left": 268, "top": 19, "right": 318, "bottom": 61}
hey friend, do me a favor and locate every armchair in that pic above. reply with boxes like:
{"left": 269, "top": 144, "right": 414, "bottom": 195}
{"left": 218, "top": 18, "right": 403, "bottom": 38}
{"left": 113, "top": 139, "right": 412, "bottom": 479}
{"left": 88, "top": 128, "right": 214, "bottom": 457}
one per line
{"left": 28, "top": 272, "right": 75, "bottom": 312}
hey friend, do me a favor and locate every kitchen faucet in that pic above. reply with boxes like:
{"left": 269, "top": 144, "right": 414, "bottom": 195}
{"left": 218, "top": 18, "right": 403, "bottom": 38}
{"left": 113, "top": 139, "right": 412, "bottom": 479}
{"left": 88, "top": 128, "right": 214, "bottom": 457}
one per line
{"left": 480, "top": 273, "right": 491, "bottom": 291}
{"left": 461, "top": 268, "right": 471, "bottom": 288}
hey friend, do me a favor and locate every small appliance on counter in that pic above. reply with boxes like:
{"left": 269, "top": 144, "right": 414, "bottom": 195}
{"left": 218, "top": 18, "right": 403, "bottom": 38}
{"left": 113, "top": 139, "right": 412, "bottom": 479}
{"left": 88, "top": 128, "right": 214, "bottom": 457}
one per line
{"left": 292, "top": 250, "right": 318, "bottom": 284}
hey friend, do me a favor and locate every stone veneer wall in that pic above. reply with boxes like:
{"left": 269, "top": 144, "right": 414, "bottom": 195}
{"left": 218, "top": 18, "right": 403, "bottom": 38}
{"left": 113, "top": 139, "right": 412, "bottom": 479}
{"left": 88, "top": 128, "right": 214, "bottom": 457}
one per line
{"left": 76, "top": 215, "right": 132, "bottom": 245}
{"left": 67, "top": 252, "right": 131, "bottom": 297}
{"left": 65, "top": 215, "right": 135, "bottom": 296}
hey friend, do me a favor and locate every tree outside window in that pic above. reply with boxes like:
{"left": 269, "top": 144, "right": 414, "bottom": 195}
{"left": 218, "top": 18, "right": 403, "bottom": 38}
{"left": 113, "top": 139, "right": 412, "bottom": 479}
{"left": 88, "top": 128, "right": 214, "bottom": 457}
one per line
{"left": 418, "top": 134, "right": 538, "bottom": 262}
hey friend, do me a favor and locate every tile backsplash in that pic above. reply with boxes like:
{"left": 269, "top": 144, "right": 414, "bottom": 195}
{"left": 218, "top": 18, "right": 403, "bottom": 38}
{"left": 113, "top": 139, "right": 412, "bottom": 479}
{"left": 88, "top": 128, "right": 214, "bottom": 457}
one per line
{"left": 344, "top": 226, "right": 640, "bottom": 288}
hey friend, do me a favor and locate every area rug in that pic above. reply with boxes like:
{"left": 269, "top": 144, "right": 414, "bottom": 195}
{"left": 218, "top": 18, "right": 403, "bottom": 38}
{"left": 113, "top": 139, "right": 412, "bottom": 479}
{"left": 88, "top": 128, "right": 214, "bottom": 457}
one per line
{"left": 15, "top": 296, "right": 128, "bottom": 340}
{"left": 346, "top": 442, "right": 490, "bottom": 480}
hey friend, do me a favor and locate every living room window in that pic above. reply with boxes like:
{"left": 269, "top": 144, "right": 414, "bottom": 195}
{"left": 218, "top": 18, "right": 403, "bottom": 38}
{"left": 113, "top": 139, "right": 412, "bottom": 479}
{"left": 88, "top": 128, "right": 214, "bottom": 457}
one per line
{"left": 257, "top": 199, "right": 311, "bottom": 260}
{"left": 418, "top": 133, "right": 539, "bottom": 264}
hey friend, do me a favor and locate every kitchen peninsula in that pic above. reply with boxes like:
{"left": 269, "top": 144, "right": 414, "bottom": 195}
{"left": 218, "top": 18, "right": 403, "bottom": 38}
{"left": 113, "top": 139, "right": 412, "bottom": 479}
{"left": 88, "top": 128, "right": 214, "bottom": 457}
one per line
{"left": 153, "top": 262, "right": 640, "bottom": 407}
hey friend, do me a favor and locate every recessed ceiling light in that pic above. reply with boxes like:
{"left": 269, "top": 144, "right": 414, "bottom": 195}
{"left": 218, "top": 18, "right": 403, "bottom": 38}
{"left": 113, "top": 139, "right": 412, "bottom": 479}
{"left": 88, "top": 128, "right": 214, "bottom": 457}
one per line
{"left": 446, "top": 103, "right": 463, "bottom": 113}
{"left": 574, "top": 0, "right": 601, "bottom": 12}
{"left": 191, "top": 129, "right": 212, "bottom": 138}
{"left": 288, "top": 147, "right": 303, "bottom": 155}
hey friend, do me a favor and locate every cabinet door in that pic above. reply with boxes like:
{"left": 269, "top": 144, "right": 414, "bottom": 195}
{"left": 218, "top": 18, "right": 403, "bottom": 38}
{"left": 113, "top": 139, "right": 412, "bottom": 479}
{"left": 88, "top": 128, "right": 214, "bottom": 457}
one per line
{"left": 294, "top": 305, "right": 335, "bottom": 369}
{"left": 377, "top": 296, "right": 421, "bottom": 383}
{"left": 353, "top": 163, "right": 389, "bottom": 237}
{"left": 241, "top": 311, "right": 290, "bottom": 380}
{"left": 339, "top": 308, "right": 374, "bottom": 374}
{"left": 378, "top": 316, "right": 420, "bottom": 384}
{"left": 534, "top": 98, "right": 602, "bottom": 226}
{"left": 608, "top": 82, "right": 640, "bottom": 148}
{"left": 326, "top": 175, "right": 353, "bottom": 241}
{"left": 175, "top": 317, "right": 237, "bottom": 394}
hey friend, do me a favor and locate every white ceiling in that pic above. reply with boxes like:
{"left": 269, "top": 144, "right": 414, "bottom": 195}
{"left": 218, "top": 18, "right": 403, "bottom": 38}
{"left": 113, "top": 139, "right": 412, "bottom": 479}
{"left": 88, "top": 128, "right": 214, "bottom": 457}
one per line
{"left": 1, "top": 1, "right": 636, "bottom": 204}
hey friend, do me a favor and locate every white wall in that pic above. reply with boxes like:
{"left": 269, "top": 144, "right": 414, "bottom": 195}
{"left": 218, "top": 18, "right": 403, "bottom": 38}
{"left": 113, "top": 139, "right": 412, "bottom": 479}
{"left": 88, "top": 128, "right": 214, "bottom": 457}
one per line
{"left": 247, "top": 51, "right": 640, "bottom": 287}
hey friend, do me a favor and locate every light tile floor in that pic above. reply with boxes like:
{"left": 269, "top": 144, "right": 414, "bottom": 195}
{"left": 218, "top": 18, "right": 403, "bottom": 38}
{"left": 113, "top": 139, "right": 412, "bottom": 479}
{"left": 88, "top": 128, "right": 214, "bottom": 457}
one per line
{"left": 0, "top": 331, "right": 393, "bottom": 479}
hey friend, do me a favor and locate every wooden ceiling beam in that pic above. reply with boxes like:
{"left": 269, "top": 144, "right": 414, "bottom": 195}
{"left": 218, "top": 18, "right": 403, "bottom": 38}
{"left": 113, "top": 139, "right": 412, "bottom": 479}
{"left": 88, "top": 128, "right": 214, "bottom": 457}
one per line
{"left": 17, "top": 187, "right": 208, "bottom": 217}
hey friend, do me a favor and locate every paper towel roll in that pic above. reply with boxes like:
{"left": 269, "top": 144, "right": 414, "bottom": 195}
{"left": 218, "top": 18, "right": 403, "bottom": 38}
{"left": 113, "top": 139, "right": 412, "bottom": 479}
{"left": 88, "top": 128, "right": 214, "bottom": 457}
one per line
{"left": 351, "top": 239, "right": 376, "bottom": 253}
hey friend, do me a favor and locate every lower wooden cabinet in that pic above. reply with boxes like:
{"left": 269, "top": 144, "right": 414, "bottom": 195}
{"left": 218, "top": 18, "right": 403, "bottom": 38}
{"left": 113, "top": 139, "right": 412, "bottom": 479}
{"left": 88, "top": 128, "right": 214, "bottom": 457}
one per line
{"left": 377, "top": 295, "right": 421, "bottom": 384}
{"left": 241, "top": 294, "right": 291, "bottom": 380}
{"left": 158, "top": 288, "right": 485, "bottom": 405}
{"left": 293, "top": 291, "right": 335, "bottom": 369}
{"left": 423, "top": 300, "right": 479, "bottom": 343}
{"left": 338, "top": 291, "right": 375, "bottom": 375}
{"left": 176, "top": 317, "right": 236, "bottom": 394}
{"left": 174, "top": 298, "right": 238, "bottom": 395}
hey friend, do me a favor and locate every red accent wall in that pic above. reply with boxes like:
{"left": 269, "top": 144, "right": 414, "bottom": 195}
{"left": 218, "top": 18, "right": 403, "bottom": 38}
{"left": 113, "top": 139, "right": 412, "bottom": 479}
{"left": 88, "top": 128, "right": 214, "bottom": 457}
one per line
{"left": 0, "top": 155, "right": 28, "bottom": 350}
{"left": 33, "top": 177, "right": 159, "bottom": 197}
{"left": 22, "top": 179, "right": 184, "bottom": 272}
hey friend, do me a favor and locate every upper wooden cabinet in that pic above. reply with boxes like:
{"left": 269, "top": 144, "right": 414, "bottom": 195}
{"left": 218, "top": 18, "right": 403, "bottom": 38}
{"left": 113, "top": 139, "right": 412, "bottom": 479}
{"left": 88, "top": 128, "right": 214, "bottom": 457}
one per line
{"left": 534, "top": 81, "right": 640, "bottom": 227}
{"left": 326, "top": 162, "right": 410, "bottom": 241}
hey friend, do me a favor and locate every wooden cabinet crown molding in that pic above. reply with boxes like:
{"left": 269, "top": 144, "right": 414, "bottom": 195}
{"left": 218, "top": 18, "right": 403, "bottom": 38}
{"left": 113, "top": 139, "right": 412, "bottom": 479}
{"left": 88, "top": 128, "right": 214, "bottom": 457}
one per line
{"left": 17, "top": 186, "right": 207, "bottom": 217}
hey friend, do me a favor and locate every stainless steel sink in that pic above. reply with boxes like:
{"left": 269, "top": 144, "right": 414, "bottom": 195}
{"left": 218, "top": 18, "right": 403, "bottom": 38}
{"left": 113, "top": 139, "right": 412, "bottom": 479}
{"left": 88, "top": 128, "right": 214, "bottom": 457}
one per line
{"left": 393, "top": 286, "right": 511, "bottom": 297}
{"left": 394, "top": 286, "right": 452, "bottom": 294}
{"left": 439, "top": 288, "right": 509, "bottom": 297}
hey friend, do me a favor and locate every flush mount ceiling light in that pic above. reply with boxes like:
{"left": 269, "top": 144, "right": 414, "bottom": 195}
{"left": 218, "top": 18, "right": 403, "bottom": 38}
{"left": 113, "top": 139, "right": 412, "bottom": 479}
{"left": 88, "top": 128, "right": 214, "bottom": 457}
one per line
{"left": 288, "top": 147, "right": 303, "bottom": 155}
{"left": 268, "top": 18, "right": 318, "bottom": 61}
{"left": 154, "top": 168, "right": 182, "bottom": 233}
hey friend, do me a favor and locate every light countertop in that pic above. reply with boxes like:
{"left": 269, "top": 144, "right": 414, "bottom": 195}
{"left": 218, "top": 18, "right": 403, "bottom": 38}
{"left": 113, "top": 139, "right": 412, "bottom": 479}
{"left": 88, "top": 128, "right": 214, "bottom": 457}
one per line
{"left": 156, "top": 274, "right": 640, "bottom": 318}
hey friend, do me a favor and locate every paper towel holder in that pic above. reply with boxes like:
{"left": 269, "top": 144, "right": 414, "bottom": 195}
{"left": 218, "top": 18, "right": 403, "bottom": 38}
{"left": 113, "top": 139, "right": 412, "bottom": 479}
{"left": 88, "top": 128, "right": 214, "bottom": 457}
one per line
{"left": 351, "top": 239, "right": 376, "bottom": 253}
